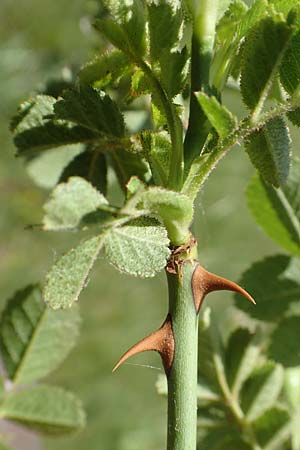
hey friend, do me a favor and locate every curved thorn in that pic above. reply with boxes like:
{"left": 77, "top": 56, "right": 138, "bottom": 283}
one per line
{"left": 192, "top": 264, "right": 256, "bottom": 313}
{"left": 112, "top": 315, "right": 174, "bottom": 375}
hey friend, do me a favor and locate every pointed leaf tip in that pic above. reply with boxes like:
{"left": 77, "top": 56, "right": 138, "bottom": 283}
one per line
{"left": 192, "top": 265, "right": 256, "bottom": 312}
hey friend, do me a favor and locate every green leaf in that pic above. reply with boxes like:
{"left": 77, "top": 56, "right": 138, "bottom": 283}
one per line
{"left": 79, "top": 50, "right": 132, "bottom": 87}
{"left": 202, "top": 432, "right": 252, "bottom": 450}
{"left": 147, "top": 1, "right": 187, "bottom": 99}
{"left": 244, "top": 117, "right": 291, "bottom": 187}
{"left": 94, "top": 0, "right": 146, "bottom": 58}
{"left": 212, "top": 0, "right": 267, "bottom": 89}
{"left": 196, "top": 93, "right": 238, "bottom": 138}
{"left": 105, "top": 217, "right": 170, "bottom": 277}
{"left": 288, "top": 107, "right": 300, "bottom": 127}
{"left": 280, "top": 30, "right": 300, "bottom": 95}
{"left": 240, "top": 362, "right": 284, "bottom": 422}
{"left": 11, "top": 95, "right": 95, "bottom": 155}
{"left": 110, "top": 147, "right": 150, "bottom": 189}
{"left": 182, "top": 154, "right": 210, "bottom": 201}
{"left": 234, "top": 255, "right": 300, "bottom": 321}
{"left": 43, "top": 177, "right": 108, "bottom": 231}
{"left": 148, "top": 1, "right": 183, "bottom": 62}
{"left": 159, "top": 47, "right": 189, "bottom": 99}
{"left": 26, "top": 144, "right": 84, "bottom": 189}
{"left": 0, "top": 285, "right": 79, "bottom": 384}
{"left": 140, "top": 188, "right": 194, "bottom": 245}
{"left": 254, "top": 407, "right": 291, "bottom": 448}
{"left": 225, "top": 328, "right": 262, "bottom": 398}
{"left": 44, "top": 234, "right": 106, "bottom": 309}
{"left": 284, "top": 367, "right": 300, "bottom": 409}
{"left": 247, "top": 161, "right": 300, "bottom": 254}
{"left": 269, "top": 317, "right": 300, "bottom": 367}
{"left": 240, "top": 17, "right": 292, "bottom": 112}
{"left": 141, "top": 131, "right": 171, "bottom": 187}
{"left": 198, "top": 308, "right": 226, "bottom": 394}
{"left": 0, "top": 385, "right": 85, "bottom": 435}
{"left": 60, "top": 150, "right": 107, "bottom": 195}
{"left": 10, "top": 95, "right": 56, "bottom": 133}
{"left": 54, "top": 86, "right": 125, "bottom": 138}
{"left": 14, "top": 122, "right": 95, "bottom": 156}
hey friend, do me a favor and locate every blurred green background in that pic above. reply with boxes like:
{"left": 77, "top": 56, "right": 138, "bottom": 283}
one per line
{"left": 0, "top": 1, "right": 295, "bottom": 449}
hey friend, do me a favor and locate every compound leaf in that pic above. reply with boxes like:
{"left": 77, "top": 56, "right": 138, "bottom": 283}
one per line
{"left": 44, "top": 234, "right": 106, "bottom": 309}
{"left": 247, "top": 160, "right": 300, "bottom": 254}
{"left": 105, "top": 217, "right": 170, "bottom": 277}
{"left": 244, "top": 117, "right": 291, "bottom": 187}
{"left": 0, "top": 286, "right": 79, "bottom": 384}
{"left": 234, "top": 255, "right": 300, "bottom": 321}
{"left": 43, "top": 177, "right": 108, "bottom": 231}
{"left": 0, "top": 385, "right": 85, "bottom": 435}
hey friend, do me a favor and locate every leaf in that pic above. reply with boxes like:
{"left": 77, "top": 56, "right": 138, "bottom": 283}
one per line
{"left": 11, "top": 95, "right": 95, "bottom": 155}
{"left": 10, "top": 95, "right": 56, "bottom": 133}
{"left": 54, "top": 86, "right": 125, "bottom": 138}
{"left": 140, "top": 187, "right": 194, "bottom": 245}
{"left": 196, "top": 93, "right": 238, "bottom": 138}
{"left": 0, "top": 286, "right": 79, "bottom": 384}
{"left": 225, "top": 328, "right": 262, "bottom": 398}
{"left": 284, "top": 367, "right": 300, "bottom": 409}
{"left": 280, "top": 30, "right": 300, "bottom": 95}
{"left": 79, "top": 50, "right": 132, "bottom": 87}
{"left": 234, "top": 255, "right": 300, "bottom": 321}
{"left": 105, "top": 217, "right": 170, "bottom": 277}
{"left": 211, "top": 0, "right": 267, "bottom": 89}
{"left": 288, "top": 107, "right": 300, "bottom": 127}
{"left": 247, "top": 161, "right": 300, "bottom": 254}
{"left": 201, "top": 428, "right": 252, "bottom": 450}
{"left": 198, "top": 308, "right": 226, "bottom": 394}
{"left": 44, "top": 234, "right": 106, "bottom": 309}
{"left": 94, "top": 0, "right": 146, "bottom": 58}
{"left": 240, "top": 362, "right": 284, "bottom": 422}
{"left": 269, "top": 317, "right": 300, "bottom": 367}
{"left": 110, "top": 147, "right": 150, "bottom": 189}
{"left": 26, "top": 144, "right": 84, "bottom": 189}
{"left": 240, "top": 17, "right": 292, "bottom": 111}
{"left": 43, "top": 177, "right": 108, "bottom": 231}
{"left": 244, "top": 116, "right": 291, "bottom": 187}
{"left": 147, "top": 1, "right": 187, "bottom": 99}
{"left": 254, "top": 407, "right": 291, "bottom": 448}
{"left": 0, "top": 385, "right": 85, "bottom": 435}
{"left": 60, "top": 150, "right": 107, "bottom": 195}
{"left": 14, "top": 122, "right": 95, "bottom": 156}
{"left": 159, "top": 47, "right": 189, "bottom": 99}
{"left": 141, "top": 131, "right": 171, "bottom": 187}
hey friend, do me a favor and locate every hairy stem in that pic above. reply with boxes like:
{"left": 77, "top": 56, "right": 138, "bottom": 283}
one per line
{"left": 167, "top": 261, "right": 199, "bottom": 450}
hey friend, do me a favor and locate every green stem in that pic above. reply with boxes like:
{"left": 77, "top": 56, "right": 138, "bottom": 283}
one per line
{"left": 167, "top": 261, "right": 199, "bottom": 450}
{"left": 184, "top": 0, "right": 219, "bottom": 171}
